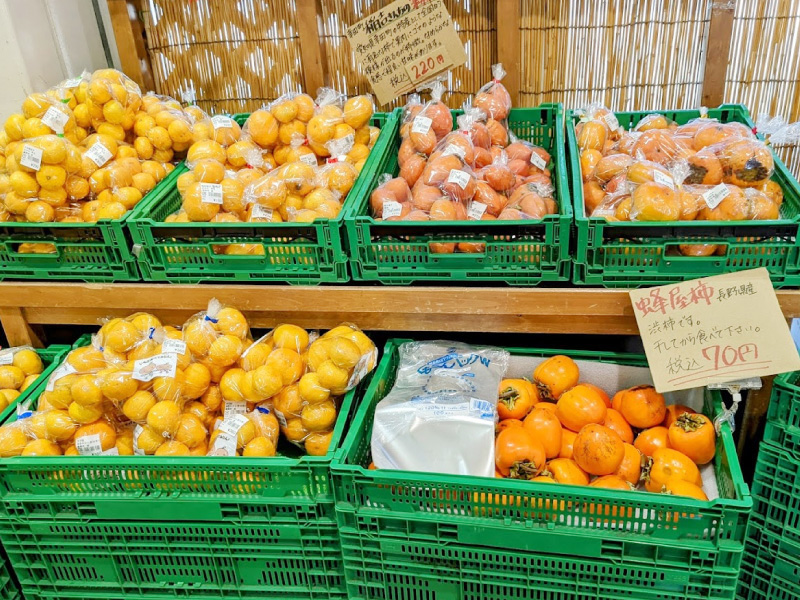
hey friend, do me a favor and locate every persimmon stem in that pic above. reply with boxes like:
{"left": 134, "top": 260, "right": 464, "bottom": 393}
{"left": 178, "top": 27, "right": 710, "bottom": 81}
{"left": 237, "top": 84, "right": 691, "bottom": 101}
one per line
{"left": 509, "top": 459, "right": 540, "bottom": 480}
{"left": 499, "top": 387, "right": 519, "bottom": 408}
{"left": 675, "top": 413, "right": 706, "bottom": 432}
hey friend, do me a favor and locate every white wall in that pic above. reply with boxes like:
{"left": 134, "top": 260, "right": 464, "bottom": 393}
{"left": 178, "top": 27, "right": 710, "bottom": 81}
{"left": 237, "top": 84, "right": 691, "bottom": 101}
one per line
{"left": 0, "top": 0, "right": 113, "bottom": 116}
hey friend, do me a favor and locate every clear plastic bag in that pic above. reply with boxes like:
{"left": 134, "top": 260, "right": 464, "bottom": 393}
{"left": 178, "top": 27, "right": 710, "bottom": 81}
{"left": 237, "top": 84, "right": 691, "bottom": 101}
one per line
{"left": 474, "top": 63, "right": 512, "bottom": 121}
{"left": 371, "top": 340, "right": 509, "bottom": 476}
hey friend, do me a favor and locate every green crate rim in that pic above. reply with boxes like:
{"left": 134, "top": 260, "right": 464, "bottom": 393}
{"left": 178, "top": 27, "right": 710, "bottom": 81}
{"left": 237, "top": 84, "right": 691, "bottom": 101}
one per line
{"left": 343, "top": 104, "right": 572, "bottom": 284}
{"left": 567, "top": 103, "right": 800, "bottom": 286}
{"left": 333, "top": 339, "right": 751, "bottom": 514}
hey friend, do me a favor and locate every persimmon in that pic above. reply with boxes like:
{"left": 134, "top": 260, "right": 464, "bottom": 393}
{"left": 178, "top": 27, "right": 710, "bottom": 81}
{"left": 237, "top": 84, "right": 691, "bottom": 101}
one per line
{"left": 662, "top": 478, "right": 708, "bottom": 500}
{"left": 634, "top": 426, "right": 671, "bottom": 457}
{"left": 603, "top": 408, "right": 634, "bottom": 444}
{"left": 645, "top": 448, "right": 702, "bottom": 493}
{"left": 537, "top": 402, "right": 558, "bottom": 415}
{"left": 583, "top": 383, "right": 611, "bottom": 407}
{"left": 556, "top": 384, "right": 607, "bottom": 432}
{"left": 495, "top": 427, "right": 546, "bottom": 479}
{"left": 495, "top": 469, "right": 504, "bottom": 478}
{"left": 533, "top": 355, "right": 579, "bottom": 401}
{"left": 573, "top": 424, "right": 625, "bottom": 476}
{"left": 546, "top": 458, "right": 589, "bottom": 486}
{"left": 619, "top": 385, "right": 666, "bottom": 428}
{"left": 668, "top": 413, "right": 716, "bottom": 464}
{"left": 589, "top": 474, "right": 633, "bottom": 491}
{"left": 611, "top": 390, "right": 624, "bottom": 411}
{"left": 497, "top": 379, "right": 536, "bottom": 420}
{"left": 614, "top": 443, "right": 643, "bottom": 485}
{"left": 496, "top": 418, "right": 523, "bottom": 434}
{"left": 523, "top": 406, "right": 563, "bottom": 459}
{"left": 663, "top": 404, "right": 695, "bottom": 428}
{"left": 559, "top": 429, "right": 577, "bottom": 459}
{"left": 532, "top": 474, "right": 555, "bottom": 483}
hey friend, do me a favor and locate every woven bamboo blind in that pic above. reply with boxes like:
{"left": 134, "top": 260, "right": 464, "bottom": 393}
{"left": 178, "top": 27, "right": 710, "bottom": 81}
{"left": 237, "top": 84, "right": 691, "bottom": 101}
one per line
{"left": 519, "top": 0, "right": 712, "bottom": 110}
{"left": 142, "top": 0, "right": 305, "bottom": 114}
{"left": 725, "top": 0, "right": 800, "bottom": 177}
{"left": 318, "top": 0, "right": 496, "bottom": 110}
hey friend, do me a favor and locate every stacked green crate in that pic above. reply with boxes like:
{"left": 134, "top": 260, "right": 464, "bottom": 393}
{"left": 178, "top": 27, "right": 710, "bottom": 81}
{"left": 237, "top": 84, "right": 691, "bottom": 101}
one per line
{"left": 0, "top": 338, "right": 373, "bottom": 600}
{"left": 737, "top": 372, "right": 800, "bottom": 600}
{"left": 332, "top": 340, "right": 752, "bottom": 600}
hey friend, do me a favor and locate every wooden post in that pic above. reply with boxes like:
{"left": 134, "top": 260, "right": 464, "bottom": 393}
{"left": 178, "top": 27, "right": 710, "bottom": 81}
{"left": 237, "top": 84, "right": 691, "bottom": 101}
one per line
{"left": 296, "top": 0, "right": 328, "bottom": 95}
{"left": 128, "top": 0, "right": 156, "bottom": 92}
{"left": 701, "top": 1, "right": 736, "bottom": 107}
{"left": 106, "top": 0, "right": 146, "bottom": 88}
{"left": 0, "top": 308, "right": 43, "bottom": 348}
{"left": 496, "top": 0, "right": 521, "bottom": 106}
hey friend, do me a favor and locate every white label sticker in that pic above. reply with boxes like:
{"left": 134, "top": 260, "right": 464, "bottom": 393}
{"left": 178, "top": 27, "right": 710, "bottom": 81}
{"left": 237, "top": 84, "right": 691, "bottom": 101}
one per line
{"left": 382, "top": 200, "right": 402, "bottom": 219}
{"left": 224, "top": 400, "right": 247, "bottom": 420}
{"left": 299, "top": 153, "right": 318, "bottom": 166}
{"left": 45, "top": 361, "right": 77, "bottom": 391}
{"left": 20, "top": 145, "right": 43, "bottom": 171}
{"left": 85, "top": 142, "right": 113, "bottom": 167}
{"left": 530, "top": 152, "right": 547, "bottom": 170}
{"left": 339, "top": 133, "right": 355, "bottom": 149}
{"left": 133, "top": 424, "right": 145, "bottom": 455}
{"left": 447, "top": 169, "right": 470, "bottom": 190}
{"left": 653, "top": 170, "right": 675, "bottom": 189}
{"left": 412, "top": 116, "right": 432, "bottom": 135}
{"left": 63, "top": 77, "right": 82, "bottom": 89}
{"left": 200, "top": 183, "right": 223, "bottom": 205}
{"left": 76, "top": 433, "right": 103, "bottom": 456}
{"left": 161, "top": 338, "right": 187, "bottom": 355}
{"left": 442, "top": 144, "right": 466, "bottom": 159}
{"left": 467, "top": 201, "right": 487, "bottom": 220}
{"left": 702, "top": 184, "right": 730, "bottom": 209}
{"left": 274, "top": 410, "right": 288, "bottom": 428}
{"left": 251, "top": 204, "right": 273, "bottom": 220}
{"left": 41, "top": 106, "right": 70, "bottom": 134}
{"left": 219, "top": 413, "right": 249, "bottom": 436}
{"left": 0, "top": 351, "right": 14, "bottom": 366}
{"left": 603, "top": 112, "right": 619, "bottom": 130}
{"left": 132, "top": 352, "right": 177, "bottom": 382}
{"left": 211, "top": 115, "right": 233, "bottom": 129}
{"left": 210, "top": 431, "right": 237, "bottom": 456}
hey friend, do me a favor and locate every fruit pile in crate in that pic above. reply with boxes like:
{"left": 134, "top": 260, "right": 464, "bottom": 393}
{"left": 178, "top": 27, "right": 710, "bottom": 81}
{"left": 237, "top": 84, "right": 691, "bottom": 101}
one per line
{"left": 334, "top": 340, "right": 751, "bottom": 600}
{"left": 0, "top": 300, "right": 376, "bottom": 459}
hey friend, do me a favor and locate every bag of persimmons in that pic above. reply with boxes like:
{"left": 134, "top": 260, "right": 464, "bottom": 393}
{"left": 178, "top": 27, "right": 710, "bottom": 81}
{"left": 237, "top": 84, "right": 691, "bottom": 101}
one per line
{"left": 493, "top": 354, "right": 717, "bottom": 501}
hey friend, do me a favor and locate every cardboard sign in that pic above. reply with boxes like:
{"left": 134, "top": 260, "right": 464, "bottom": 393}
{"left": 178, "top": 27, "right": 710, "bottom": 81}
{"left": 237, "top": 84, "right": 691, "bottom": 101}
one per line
{"left": 346, "top": 0, "right": 467, "bottom": 106}
{"left": 629, "top": 268, "right": 800, "bottom": 393}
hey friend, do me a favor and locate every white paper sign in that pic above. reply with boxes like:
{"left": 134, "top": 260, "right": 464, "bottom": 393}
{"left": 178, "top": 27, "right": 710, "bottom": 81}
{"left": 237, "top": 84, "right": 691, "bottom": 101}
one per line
{"left": 85, "top": 142, "right": 113, "bottom": 167}
{"left": 210, "top": 431, "right": 237, "bottom": 456}
{"left": 412, "top": 116, "right": 432, "bottom": 135}
{"left": 530, "top": 153, "right": 547, "bottom": 170}
{"left": 447, "top": 169, "right": 469, "bottom": 190}
{"left": 0, "top": 351, "right": 14, "bottom": 366}
{"left": 200, "top": 183, "right": 223, "bottom": 205}
{"left": 467, "top": 201, "right": 487, "bottom": 220}
{"left": 161, "top": 338, "right": 187, "bottom": 355}
{"left": 603, "top": 113, "right": 620, "bottom": 130}
{"left": 382, "top": 200, "right": 402, "bottom": 219}
{"left": 702, "top": 184, "right": 730, "bottom": 209}
{"left": 132, "top": 353, "right": 177, "bottom": 382}
{"left": 211, "top": 115, "right": 233, "bottom": 129}
{"left": 20, "top": 145, "right": 43, "bottom": 171}
{"left": 653, "top": 170, "right": 675, "bottom": 189}
{"left": 41, "top": 107, "right": 69, "bottom": 134}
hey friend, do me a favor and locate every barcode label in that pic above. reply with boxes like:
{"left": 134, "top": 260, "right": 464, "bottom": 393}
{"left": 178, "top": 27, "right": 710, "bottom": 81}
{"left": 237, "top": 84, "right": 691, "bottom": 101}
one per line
{"left": 76, "top": 434, "right": 103, "bottom": 456}
{"left": 20, "top": 145, "right": 43, "bottom": 171}
{"left": 251, "top": 204, "right": 273, "bottom": 220}
{"left": 85, "top": 142, "right": 113, "bottom": 167}
{"left": 224, "top": 401, "right": 247, "bottom": 420}
{"left": 530, "top": 153, "right": 547, "bottom": 170}
{"left": 603, "top": 113, "right": 619, "bottom": 130}
{"left": 299, "top": 153, "right": 317, "bottom": 166}
{"left": 200, "top": 183, "right": 223, "bottom": 205}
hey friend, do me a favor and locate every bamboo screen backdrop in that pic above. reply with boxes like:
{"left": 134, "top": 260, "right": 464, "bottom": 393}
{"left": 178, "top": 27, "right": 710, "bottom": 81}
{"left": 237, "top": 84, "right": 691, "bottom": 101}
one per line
{"left": 141, "top": 0, "right": 800, "bottom": 172}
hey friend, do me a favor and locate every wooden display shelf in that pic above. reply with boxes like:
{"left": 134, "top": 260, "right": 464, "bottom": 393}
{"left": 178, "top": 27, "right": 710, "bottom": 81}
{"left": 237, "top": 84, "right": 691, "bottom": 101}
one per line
{"left": 1, "top": 282, "right": 800, "bottom": 347}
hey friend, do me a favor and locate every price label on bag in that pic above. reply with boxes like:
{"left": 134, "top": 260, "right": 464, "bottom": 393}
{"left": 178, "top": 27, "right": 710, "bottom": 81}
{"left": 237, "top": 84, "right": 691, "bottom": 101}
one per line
{"left": 382, "top": 200, "right": 402, "bottom": 219}
{"left": 0, "top": 350, "right": 14, "bottom": 366}
{"left": 20, "top": 145, "right": 43, "bottom": 171}
{"left": 467, "top": 201, "right": 487, "bottom": 220}
{"left": 42, "top": 106, "right": 69, "bottom": 134}
{"left": 299, "top": 153, "right": 318, "bottom": 166}
{"left": 603, "top": 112, "right": 620, "bottom": 131}
{"left": 161, "top": 338, "right": 187, "bottom": 355}
{"left": 530, "top": 152, "right": 547, "bottom": 170}
{"left": 447, "top": 169, "right": 470, "bottom": 190}
{"left": 653, "top": 170, "right": 675, "bottom": 189}
{"left": 132, "top": 353, "right": 177, "bottom": 382}
{"left": 223, "top": 401, "right": 247, "bottom": 420}
{"left": 211, "top": 115, "right": 233, "bottom": 129}
{"left": 702, "top": 184, "right": 730, "bottom": 209}
{"left": 76, "top": 434, "right": 103, "bottom": 456}
{"left": 345, "top": 0, "right": 467, "bottom": 106}
{"left": 85, "top": 142, "right": 113, "bottom": 167}
{"left": 200, "top": 183, "right": 224, "bottom": 205}
{"left": 251, "top": 204, "right": 274, "bottom": 220}
{"left": 411, "top": 116, "right": 432, "bottom": 135}
{"left": 219, "top": 413, "right": 249, "bottom": 436}
{"left": 630, "top": 268, "right": 800, "bottom": 392}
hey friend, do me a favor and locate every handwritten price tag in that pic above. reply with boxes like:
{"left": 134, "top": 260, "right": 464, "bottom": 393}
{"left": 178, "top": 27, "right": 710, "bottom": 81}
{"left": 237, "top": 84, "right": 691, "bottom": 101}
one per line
{"left": 630, "top": 268, "right": 800, "bottom": 392}
{"left": 404, "top": 46, "right": 449, "bottom": 84}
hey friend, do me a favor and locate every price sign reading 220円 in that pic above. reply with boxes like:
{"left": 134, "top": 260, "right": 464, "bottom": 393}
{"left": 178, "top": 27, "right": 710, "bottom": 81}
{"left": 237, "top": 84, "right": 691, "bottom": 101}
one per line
{"left": 629, "top": 268, "right": 800, "bottom": 393}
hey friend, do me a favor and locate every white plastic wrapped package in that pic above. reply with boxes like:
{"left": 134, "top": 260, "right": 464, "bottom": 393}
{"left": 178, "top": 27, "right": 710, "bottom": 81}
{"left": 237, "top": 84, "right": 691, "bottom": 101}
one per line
{"left": 371, "top": 341, "right": 509, "bottom": 477}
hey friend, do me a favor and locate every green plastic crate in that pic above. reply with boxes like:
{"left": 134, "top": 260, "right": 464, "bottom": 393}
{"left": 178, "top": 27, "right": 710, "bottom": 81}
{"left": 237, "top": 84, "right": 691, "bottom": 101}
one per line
{"left": 738, "top": 519, "right": 800, "bottom": 600}
{"left": 128, "top": 113, "right": 390, "bottom": 284}
{"left": 765, "top": 370, "right": 800, "bottom": 431}
{"left": 568, "top": 104, "right": 800, "bottom": 287}
{"left": 0, "top": 344, "right": 71, "bottom": 427}
{"left": 332, "top": 340, "right": 751, "bottom": 600}
{"left": 344, "top": 105, "right": 572, "bottom": 285}
{"left": 0, "top": 559, "right": 19, "bottom": 600}
{"left": 0, "top": 164, "right": 183, "bottom": 283}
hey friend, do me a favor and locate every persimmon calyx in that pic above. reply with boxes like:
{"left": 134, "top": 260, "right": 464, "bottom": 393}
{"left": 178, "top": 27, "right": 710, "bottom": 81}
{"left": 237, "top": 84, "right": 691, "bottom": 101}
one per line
{"left": 674, "top": 413, "right": 706, "bottom": 432}
{"left": 509, "top": 459, "right": 540, "bottom": 480}
{"left": 499, "top": 387, "right": 520, "bottom": 407}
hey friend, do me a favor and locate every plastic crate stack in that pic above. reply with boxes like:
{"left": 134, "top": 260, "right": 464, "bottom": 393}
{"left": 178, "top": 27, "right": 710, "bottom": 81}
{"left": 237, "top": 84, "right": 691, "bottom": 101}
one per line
{"left": 332, "top": 341, "right": 752, "bottom": 600}
{"left": 738, "top": 373, "right": 800, "bottom": 599}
